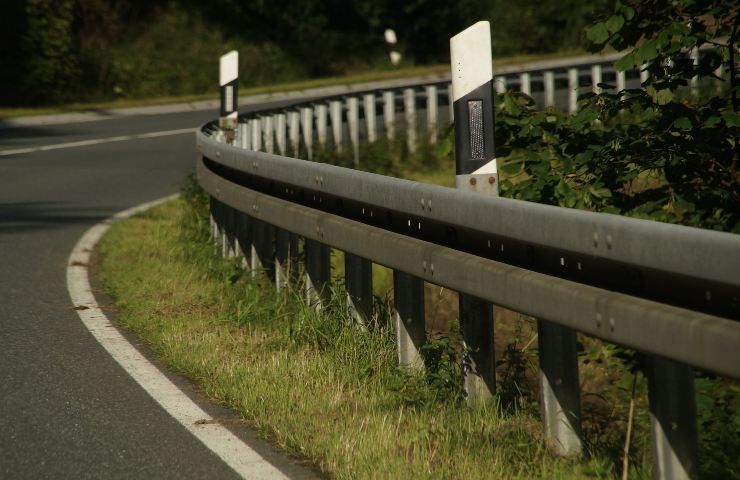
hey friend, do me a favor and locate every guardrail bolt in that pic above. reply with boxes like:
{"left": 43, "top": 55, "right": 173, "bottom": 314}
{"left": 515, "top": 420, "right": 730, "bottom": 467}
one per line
{"left": 469, "top": 177, "right": 477, "bottom": 186}
{"left": 488, "top": 176, "right": 496, "bottom": 184}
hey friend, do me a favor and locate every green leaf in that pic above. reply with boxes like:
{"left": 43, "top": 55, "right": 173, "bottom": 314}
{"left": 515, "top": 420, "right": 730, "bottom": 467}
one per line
{"left": 501, "top": 162, "right": 523, "bottom": 175}
{"left": 635, "top": 39, "right": 658, "bottom": 64}
{"left": 673, "top": 117, "right": 692, "bottom": 130}
{"left": 722, "top": 111, "right": 740, "bottom": 128}
{"left": 606, "top": 15, "right": 625, "bottom": 34}
{"left": 703, "top": 116, "right": 721, "bottom": 128}
{"left": 589, "top": 186, "right": 612, "bottom": 199}
{"left": 646, "top": 86, "right": 673, "bottom": 105}
{"left": 503, "top": 93, "right": 521, "bottom": 116}
{"left": 586, "top": 23, "right": 610, "bottom": 45}
{"left": 615, "top": 52, "right": 636, "bottom": 71}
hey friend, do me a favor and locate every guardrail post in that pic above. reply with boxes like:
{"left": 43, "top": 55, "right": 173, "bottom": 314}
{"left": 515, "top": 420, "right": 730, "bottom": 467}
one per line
{"left": 537, "top": 320, "right": 583, "bottom": 456}
{"left": 210, "top": 196, "right": 221, "bottom": 249}
{"left": 450, "top": 21, "right": 498, "bottom": 403}
{"left": 403, "top": 88, "right": 417, "bottom": 153}
{"left": 347, "top": 97, "right": 360, "bottom": 167}
{"left": 494, "top": 77, "right": 506, "bottom": 95}
{"left": 519, "top": 72, "right": 531, "bottom": 96}
{"left": 690, "top": 47, "right": 700, "bottom": 97}
{"left": 275, "top": 228, "right": 298, "bottom": 291}
{"left": 640, "top": 63, "right": 650, "bottom": 85}
{"left": 425, "top": 85, "right": 438, "bottom": 144}
{"left": 616, "top": 70, "right": 626, "bottom": 95}
{"left": 235, "top": 210, "right": 252, "bottom": 270}
{"left": 275, "top": 113, "right": 287, "bottom": 155}
{"left": 568, "top": 68, "right": 579, "bottom": 114}
{"left": 383, "top": 91, "right": 395, "bottom": 141}
{"left": 288, "top": 111, "right": 300, "bottom": 156}
{"left": 251, "top": 117, "right": 262, "bottom": 152}
{"left": 250, "top": 218, "right": 274, "bottom": 278}
{"left": 647, "top": 356, "right": 698, "bottom": 480}
{"left": 363, "top": 94, "right": 377, "bottom": 143}
{"left": 316, "top": 104, "right": 328, "bottom": 148}
{"left": 344, "top": 253, "right": 373, "bottom": 327}
{"left": 305, "top": 239, "right": 331, "bottom": 308}
{"left": 544, "top": 71, "right": 555, "bottom": 108}
{"left": 592, "top": 64, "right": 603, "bottom": 94}
{"left": 301, "top": 107, "right": 314, "bottom": 160}
{"left": 224, "top": 203, "right": 237, "bottom": 258}
{"left": 330, "top": 100, "right": 343, "bottom": 152}
{"left": 263, "top": 116, "right": 274, "bottom": 154}
{"left": 218, "top": 50, "right": 238, "bottom": 144}
{"left": 237, "top": 122, "right": 249, "bottom": 149}
{"left": 393, "top": 271, "right": 425, "bottom": 369}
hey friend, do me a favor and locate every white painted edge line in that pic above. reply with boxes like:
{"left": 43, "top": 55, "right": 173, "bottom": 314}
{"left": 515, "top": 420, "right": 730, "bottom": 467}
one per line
{"left": 66, "top": 195, "right": 289, "bottom": 480}
{"left": 0, "top": 127, "right": 195, "bottom": 157}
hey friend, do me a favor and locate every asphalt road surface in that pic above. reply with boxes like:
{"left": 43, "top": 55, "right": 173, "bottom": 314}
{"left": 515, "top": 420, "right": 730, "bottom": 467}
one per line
{"left": 0, "top": 105, "right": 317, "bottom": 479}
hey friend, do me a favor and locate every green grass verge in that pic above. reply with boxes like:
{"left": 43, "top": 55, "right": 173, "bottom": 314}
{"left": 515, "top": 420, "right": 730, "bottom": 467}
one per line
{"left": 97, "top": 190, "right": 627, "bottom": 479}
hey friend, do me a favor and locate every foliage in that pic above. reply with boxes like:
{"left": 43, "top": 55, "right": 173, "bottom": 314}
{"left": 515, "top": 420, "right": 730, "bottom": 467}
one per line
{"left": 494, "top": 0, "right": 739, "bottom": 232}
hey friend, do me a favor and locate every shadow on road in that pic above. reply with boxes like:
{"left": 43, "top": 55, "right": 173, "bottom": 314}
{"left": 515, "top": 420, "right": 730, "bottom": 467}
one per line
{"left": 0, "top": 201, "right": 116, "bottom": 234}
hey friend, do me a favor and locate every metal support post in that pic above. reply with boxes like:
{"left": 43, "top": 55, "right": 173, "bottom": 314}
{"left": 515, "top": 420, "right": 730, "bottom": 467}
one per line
{"left": 218, "top": 51, "right": 238, "bottom": 144}
{"left": 263, "top": 116, "right": 274, "bottom": 154}
{"left": 316, "top": 104, "right": 328, "bottom": 148}
{"left": 494, "top": 76, "right": 506, "bottom": 95}
{"left": 347, "top": 97, "right": 360, "bottom": 167}
{"left": 538, "top": 320, "right": 583, "bottom": 456}
{"left": 251, "top": 117, "right": 262, "bottom": 152}
{"left": 250, "top": 219, "right": 274, "bottom": 279}
{"left": 691, "top": 47, "right": 700, "bottom": 97}
{"left": 393, "top": 271, "right": 425, "bottom": 369}
{"left": 647, "top": 356, "right": 698, "bottom": 480}
{"left": 568, "top": 68, "right": 579, "bottom": 114}
{"left": 592, "top": 64, "right": 603, "bottom": 94}
{"left": 641, "top": 63, "right": 650, "bottom": 85}
{"left": 403, "top": 88, "right": 416, "bottom": 153}
{"left": 544, "top": 71, "right": 555, "bottom": 108}
{"left": 330, "top": 100, "right": 343, "bottom": 152}
{"left": 520, "top": 72, "right": 531, "bottom": 95}
{"left": 426, "top": 85, "right": 438, "bottom": 144}
{"left": 305, "top": 239, "right": 331, "bottom": 308}
{"left": 344, "top": 253, "right": 373, "bottom": 328}
{"left": 237, "top": 122, "right": 249, "bottom": 149}
{"left": 275, "top": 113, "right": 287, "bottom": 155}
{"left": 447, "top": 83, "right": 454, "bottom": 123}
{"left": 234, "top": 210, "right": 252, "bottom": 270}
{"left": 363, "top": 94, "right": 377, "bottom": 143}
{"left": 383, "top": 91, "right": 395, "bottom": 141}
{"left": 275, "top": 228, "right": 298, "bottom": 291}
{"left": 288, "top": 111, "right": 300, "bottom": 156}
{"left": 300, "top": 107, "right": 314, "bottom": 160}
{"left": 450, "top": 21, "right": 498, "bottom": 403}
{"left": 616, "top": 71, "right": 626, "bottom": 95}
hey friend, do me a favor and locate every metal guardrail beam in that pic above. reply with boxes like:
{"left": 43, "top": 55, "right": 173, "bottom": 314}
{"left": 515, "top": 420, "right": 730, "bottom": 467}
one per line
{"left": 197, "top": 156, "right": 740, "bottom": 379}
{"left": 197, "top": 133, "right": 740, "bottom": 294}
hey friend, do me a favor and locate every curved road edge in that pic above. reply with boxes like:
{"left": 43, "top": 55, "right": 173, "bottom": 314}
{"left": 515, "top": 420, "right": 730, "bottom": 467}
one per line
{"left": 66, "top": 195, "right": 290, "bottom": 480}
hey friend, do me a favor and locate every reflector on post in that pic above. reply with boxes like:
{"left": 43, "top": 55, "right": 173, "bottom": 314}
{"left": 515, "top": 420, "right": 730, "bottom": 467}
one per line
{"left": 219, "top": 50, "right": 239, "bottom": 142}
{"left": 450, "top": 21, "right": 497, "bottom": 194}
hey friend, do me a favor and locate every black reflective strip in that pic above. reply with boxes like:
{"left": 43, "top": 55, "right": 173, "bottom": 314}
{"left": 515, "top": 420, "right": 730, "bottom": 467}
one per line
{"left": 219, "top": 78, "right": 239, "bottom": 117}
{"left": 453, "top": 81, "right": 495, "bottom": 174}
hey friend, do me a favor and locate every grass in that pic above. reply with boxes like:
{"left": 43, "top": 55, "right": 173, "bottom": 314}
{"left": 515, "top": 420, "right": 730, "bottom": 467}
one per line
{"left": 0, "top": 50, "right": 588, "bottom": 120}
{"left": 97, "top": 187, "right": 628, "bottom": 479}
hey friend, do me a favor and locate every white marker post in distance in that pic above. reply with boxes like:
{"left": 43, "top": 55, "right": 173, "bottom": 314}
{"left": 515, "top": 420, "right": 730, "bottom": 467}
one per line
{"left": 384, "top": 29, "right": 402, "bottom": 66}
{"left": 219, "top": 50, "right": 239, "bottom": 144}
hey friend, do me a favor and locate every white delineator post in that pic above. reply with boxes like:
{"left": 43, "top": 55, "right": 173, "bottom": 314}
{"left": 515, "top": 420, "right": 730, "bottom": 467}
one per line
{"left": 385, "top": 29, "right": 401, "bottom": 66}
{"left": 450, "top": 21, "right": 497, "bottom": 404}
{"left": 219, "top": 51, "right": 239, "bottom": 143}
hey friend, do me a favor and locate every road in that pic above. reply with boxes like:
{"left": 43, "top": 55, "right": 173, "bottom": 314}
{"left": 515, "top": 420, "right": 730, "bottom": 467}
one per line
{"left": 0, "top": 106, "right": 317, "bottom": 479}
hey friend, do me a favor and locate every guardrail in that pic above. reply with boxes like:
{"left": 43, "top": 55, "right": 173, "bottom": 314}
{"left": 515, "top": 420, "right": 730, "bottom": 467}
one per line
{"left": 196, "top": 37, "right": 737, "bottom": 480}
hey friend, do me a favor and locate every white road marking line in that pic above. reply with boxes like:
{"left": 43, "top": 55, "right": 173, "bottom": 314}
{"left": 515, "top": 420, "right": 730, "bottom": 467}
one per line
{"left": 66, "top": 196, "right": 289, "bottom": 480}
{"left": 0, "top": 128, "right": 194, "bottom": 157}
